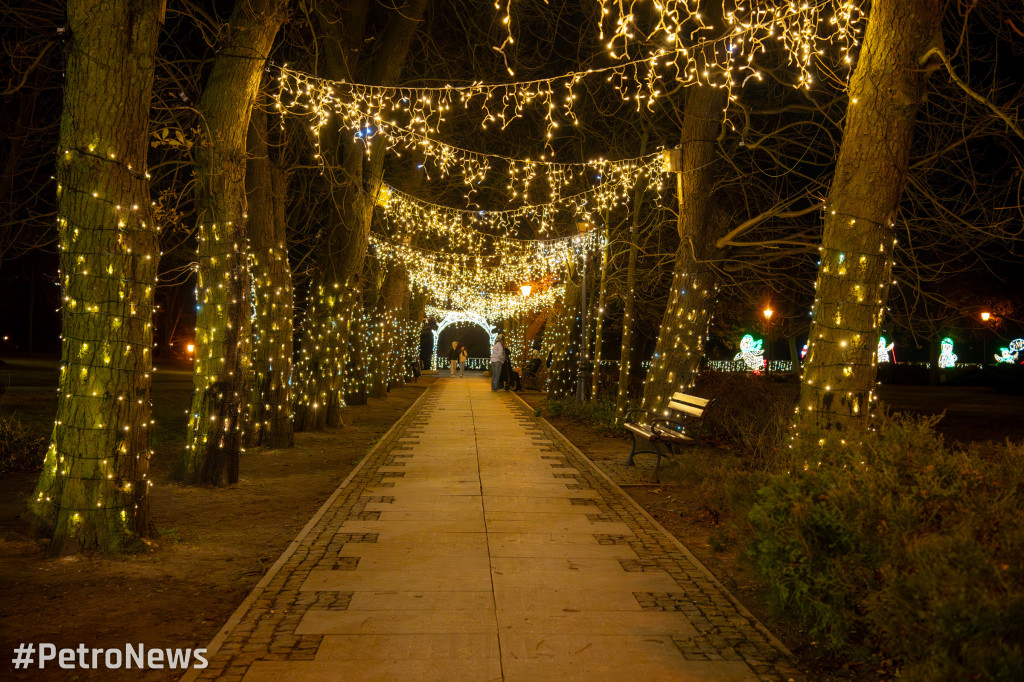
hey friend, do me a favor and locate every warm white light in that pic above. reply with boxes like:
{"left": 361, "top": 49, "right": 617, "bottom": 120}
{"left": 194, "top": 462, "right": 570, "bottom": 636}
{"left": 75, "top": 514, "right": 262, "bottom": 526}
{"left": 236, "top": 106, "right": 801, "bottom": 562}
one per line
{"left": 980, "top": 311, "right": 991, "bottom": 322}
{"left": 520, "top": 284, "right": 532, "bottom": 297}
{"left": 763, "top": 307, "right": 774, "bottom": 320}
{"left": 187, "top": 344, "right": 195, "bottom": 354}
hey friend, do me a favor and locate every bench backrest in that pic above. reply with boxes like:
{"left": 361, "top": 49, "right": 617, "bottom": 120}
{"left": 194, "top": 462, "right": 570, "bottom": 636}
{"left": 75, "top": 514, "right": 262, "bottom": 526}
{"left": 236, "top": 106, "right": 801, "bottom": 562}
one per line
{"left": 667, "top": 392, "right": 711, "bottom": 418}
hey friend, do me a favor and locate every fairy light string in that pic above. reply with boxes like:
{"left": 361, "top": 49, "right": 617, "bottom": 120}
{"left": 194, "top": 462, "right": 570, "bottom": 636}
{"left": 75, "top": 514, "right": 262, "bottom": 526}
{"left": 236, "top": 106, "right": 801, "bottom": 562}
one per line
{"left": 277, "top": 1, "right": 861, "bottom": 156}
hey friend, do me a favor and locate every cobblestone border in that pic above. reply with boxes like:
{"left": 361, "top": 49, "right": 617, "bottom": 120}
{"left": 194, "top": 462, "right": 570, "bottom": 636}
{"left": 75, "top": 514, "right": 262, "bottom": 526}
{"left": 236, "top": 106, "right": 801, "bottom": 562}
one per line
{"left": 505, "top": 392, "right": 802, "bottom": 682}
{"left": 182, "top": 386, "right": 435, "bottom": 682}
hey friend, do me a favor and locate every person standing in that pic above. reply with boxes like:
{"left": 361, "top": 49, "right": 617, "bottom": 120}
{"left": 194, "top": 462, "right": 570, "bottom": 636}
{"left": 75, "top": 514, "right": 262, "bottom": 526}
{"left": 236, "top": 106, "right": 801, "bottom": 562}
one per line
{"left": 458, "top": 345, "right": 468, "bottom": 377}
{"left": 490, "top": 335, "right": 505, "bottom": 391}
{"left": 408, "top": 354, "right": 421, "bottom": 383}
{"left": 448, "top": 340, "right": 459, "bottom": 378}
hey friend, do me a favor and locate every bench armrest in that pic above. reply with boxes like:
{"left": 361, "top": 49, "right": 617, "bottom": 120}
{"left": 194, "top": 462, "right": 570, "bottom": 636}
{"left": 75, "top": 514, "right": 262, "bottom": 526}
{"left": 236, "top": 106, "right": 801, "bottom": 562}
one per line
{"left": 623, "top": 408, "right": 655, "bottom": 425}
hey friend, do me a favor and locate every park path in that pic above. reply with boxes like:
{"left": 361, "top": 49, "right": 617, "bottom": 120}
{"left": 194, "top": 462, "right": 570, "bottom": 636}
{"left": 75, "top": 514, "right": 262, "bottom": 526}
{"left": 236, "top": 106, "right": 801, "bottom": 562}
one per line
{"left": 189, "top": 378, "right": 799, "bottom": 681}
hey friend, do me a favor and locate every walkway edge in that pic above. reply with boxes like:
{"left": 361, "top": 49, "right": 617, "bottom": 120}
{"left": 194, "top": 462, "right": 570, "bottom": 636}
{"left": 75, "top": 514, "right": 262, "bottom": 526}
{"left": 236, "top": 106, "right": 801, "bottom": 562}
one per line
{"left": 510, "top": 391, "right": 793, "bottom": 659}
{"left": 182, "top": 387, "right": 434, "bottom": 682}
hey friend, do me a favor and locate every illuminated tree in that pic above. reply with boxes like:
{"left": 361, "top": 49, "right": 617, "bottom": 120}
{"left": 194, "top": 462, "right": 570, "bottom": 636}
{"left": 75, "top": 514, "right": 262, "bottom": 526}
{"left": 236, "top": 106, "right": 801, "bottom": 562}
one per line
{"left": 546, "top": 275, "right": 582, "bottom": 399}
{"left": 245, "top": 101, "right": 294, "bottom": 449}
{"left": 797, "top": 0, "right": 948, "bottom": 431}
{"left": 28, "top": 0, "right": 164, "bottom": 554}
{"left": 640, "top": 86, "right": 731, "bottom": 416}
{"left": 292, "top": 0, "right": 428, "bottom": 430}
{"left": 183, "top": 0, "right": 288, "bottom": 485}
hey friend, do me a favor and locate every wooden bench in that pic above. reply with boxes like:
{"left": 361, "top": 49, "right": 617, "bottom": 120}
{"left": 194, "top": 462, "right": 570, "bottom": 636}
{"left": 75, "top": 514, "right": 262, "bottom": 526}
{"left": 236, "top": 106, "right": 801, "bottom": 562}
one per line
{"left": 623, "top": 392, "right": 714, "bottom": 481}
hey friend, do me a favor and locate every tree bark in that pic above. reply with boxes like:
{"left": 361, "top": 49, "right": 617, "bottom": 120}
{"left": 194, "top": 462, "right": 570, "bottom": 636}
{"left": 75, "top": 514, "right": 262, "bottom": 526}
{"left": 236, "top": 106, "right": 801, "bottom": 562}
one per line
{"left": 245, "top": 103, "right": 294, "bottom": 449}
{"left": 344, "top": 290, "right": 368, "bottom": 406}
{"left": 547, "top": 276, "right": 582, "bottom": 399}
{"left": 184, "top": 0, "right": 287, "bottom": 485}
{"left": 641, "top": 85, "right": 729, "bottom": 417}
{"left": 615, "top": 188, "right": 642, "bottom": 424}
{"left": 798, "top": 0, "right": 946, "bottom": 432}
{"left": 29, "top": 0, "right": 162, "bottom": 555}
{"left": 367, "top": 266, "right": 408, "bottom": 396}
{"left": 293, "top": 0, "right": 427, "bottom": 429}
{"left": 590, "top": 229, "right": 609, "bottom": 400}
{"left": 389, "top": 270, "right": 411, "bottom": 389}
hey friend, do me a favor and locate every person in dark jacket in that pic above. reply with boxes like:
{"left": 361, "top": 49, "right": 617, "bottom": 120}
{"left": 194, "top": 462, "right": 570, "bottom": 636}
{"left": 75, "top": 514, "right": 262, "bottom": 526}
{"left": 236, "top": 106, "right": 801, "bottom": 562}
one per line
{"left": 448, "top": 340, "right": 459, "bottom": 378}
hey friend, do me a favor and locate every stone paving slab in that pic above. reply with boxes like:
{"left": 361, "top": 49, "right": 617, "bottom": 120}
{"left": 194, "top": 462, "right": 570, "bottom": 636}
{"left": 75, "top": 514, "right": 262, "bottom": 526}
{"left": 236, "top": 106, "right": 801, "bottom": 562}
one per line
{"left": 186, "top": 379, "right": 801, "bottom": 682}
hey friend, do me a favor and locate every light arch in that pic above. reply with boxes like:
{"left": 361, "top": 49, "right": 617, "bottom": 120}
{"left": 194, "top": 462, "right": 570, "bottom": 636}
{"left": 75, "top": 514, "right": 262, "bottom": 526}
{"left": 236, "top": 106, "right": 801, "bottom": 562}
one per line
{"left": 430, "top": 311, "right": 499, "bottom": 369}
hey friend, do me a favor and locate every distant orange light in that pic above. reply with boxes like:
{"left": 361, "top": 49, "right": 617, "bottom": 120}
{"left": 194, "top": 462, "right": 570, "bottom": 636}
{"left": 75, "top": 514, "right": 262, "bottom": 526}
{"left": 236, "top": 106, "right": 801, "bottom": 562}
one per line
{"left": 520, "top": 284, "right": 532, "bottom": 297}
{"left": 763, "top": 307, "right": 774, "bottom": 320}
{"left": 186, "top": 344, "right": 195, "bottom": 354}
{"left": 980, "top": 311, "right": 991, "bottom": 322}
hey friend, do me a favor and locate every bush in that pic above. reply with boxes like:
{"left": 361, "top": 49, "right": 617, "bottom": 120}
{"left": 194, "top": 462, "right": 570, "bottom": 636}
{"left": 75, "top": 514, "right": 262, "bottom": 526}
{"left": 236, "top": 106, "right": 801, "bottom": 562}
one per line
{"left": 0, "top": 416, "right": 48, "bottom": 476}
{"left": 692, "top": 371, "right": 797, "bottom": 471}
{"left": 543, "top": 397, "right": 624, "bottom": 435}
{"left": 749, "top": 412, "right": 1024, "bottom": 677}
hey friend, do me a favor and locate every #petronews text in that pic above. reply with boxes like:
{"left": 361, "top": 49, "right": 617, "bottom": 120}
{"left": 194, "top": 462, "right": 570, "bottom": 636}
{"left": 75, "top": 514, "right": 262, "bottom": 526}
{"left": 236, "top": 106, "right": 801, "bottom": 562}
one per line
{"left": 11, "top": 642, "right": 208, "bottom": 670}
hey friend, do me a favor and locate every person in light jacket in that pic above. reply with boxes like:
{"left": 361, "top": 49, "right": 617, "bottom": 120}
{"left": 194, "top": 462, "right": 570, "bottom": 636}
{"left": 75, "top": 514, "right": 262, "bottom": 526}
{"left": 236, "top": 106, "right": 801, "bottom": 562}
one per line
{"left": 490, "top": 335, "right": 505, "bottom": 391}
{"left": 458, "top": 345, "right": 468, "bottom": 377}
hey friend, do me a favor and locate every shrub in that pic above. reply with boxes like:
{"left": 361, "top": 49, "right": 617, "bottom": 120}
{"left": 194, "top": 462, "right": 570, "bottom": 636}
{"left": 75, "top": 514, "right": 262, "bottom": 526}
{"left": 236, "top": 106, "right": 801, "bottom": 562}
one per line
{"left": 749, "top": 412, "right": 1024, "bottom": 677}
{"left": 542, "top": 397, "right": 624, "bottom": 435}
{"left": 692, "top": 371, "right": 796, "bottom": 471}
{"left": 0, "top": 416, "right": 48, "bottom": 476}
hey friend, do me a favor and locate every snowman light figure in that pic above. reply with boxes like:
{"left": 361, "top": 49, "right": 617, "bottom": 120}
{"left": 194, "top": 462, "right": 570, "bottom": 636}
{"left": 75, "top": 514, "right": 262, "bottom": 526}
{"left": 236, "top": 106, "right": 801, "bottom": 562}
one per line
{"left": 937, "top": 337, "right": 957, "bottom": 369}
{"left": 877, "top": 336, "right": 894, "bottom": 363}
{"left": 734, "top": 334, "right": 765, "bottom": 372}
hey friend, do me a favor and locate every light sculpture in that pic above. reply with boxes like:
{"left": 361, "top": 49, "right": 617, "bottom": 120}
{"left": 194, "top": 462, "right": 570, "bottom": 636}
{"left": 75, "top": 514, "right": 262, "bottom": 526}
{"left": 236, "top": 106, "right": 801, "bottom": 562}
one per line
{"left": 877, "top": 336, "right": 893, "bottom": 363}
{"left": 937, "top": 337, "right": 957, "bottom": 369}
{"left": 734, "top": 334, "right": 765, "bottom": 372}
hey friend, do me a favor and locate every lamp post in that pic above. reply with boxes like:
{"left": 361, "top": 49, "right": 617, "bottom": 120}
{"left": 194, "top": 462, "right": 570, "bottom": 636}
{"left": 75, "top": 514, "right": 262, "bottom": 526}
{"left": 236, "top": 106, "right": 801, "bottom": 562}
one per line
{"left": 520, "top": 284, "right": 531, "bottom": 297}
{"left": 763, "top": 307, "right": 774, "bottom": 375}
{"left": 980, "top": 311, "right": 991, "bottom": 366}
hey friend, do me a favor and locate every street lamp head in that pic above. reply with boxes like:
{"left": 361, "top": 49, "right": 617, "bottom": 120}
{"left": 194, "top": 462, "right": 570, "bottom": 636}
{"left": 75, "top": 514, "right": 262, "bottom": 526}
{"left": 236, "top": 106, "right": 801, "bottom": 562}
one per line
{"left": 763, "top": 307, "right": 773, "bottom": 321}
{"left": 520, "top": 284, "right": 532, "bottom": 297}
{"left": 980, "top": 311, "right": 991, "bottom": 322}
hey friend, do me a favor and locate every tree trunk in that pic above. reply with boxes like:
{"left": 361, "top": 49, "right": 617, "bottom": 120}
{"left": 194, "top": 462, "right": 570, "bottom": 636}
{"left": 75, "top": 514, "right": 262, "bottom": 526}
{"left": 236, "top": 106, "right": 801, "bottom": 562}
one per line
{"left": 788, "top": 336, "right": 800, "bottom": 376}
{"left": 389, "top": 273, "right": 411, "bottom": 389}
{"left": 591, "top": 230, "right": 609, "bottom": 400}
{"left": 615, "top": 188, "right": 642, "bottom": 424}
{"left": 184, "top": 0, "right": 287, "bottom": 485}
{"left": 245, "top": 104, "right": 294, "bottom": 449}
{"left": 367, "top": 266, "right": 408, "bottom": 396}
{"left": 642, "top": 86, "right": 729, "bottom": 417}
{"left": 344, "top": 291, "right": 369, "bottom": 406}
{"left": 294, "top": 0, "right": 427, "bottom": 429}
{"left": 798, "top": 0, "right": 946, "bottom": 432}
{"left": 547, "top": 276, "right": 582, "bottom": 399}
{"left": 406, "top": 292, "right": 427, "bottom": 379}
{"left": 29, "top": 0, "right": 162, "bottom": 555}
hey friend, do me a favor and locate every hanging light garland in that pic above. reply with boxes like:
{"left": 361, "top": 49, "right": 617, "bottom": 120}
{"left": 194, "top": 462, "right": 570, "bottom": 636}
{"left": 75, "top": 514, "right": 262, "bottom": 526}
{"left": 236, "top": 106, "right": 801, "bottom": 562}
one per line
{"left": 369, "top": 230, "right": 600, "bottom": 291}
{"left": 376, "top": 165, "right": 662, "bottom": 242}
{"left": 274, "top": 47, "right": 709, "bottom": 150}
{"left": 595, "top": 0, "right": 863, "bottom": 91}
{"left": 273, "top": 1, "right": 861, "bottom": 150}
{"left": 310, "top": 114, "right": 670, "bottom": 205}
{"left": 421, "top": 278, "right": 560, "bottom": 320}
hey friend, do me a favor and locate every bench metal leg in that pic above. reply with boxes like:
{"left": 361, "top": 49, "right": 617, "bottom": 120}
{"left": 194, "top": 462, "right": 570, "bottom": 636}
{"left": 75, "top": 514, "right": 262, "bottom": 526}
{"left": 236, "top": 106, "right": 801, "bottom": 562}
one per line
{"left": 625, "top": 433, "right": 661, "bottom": 467}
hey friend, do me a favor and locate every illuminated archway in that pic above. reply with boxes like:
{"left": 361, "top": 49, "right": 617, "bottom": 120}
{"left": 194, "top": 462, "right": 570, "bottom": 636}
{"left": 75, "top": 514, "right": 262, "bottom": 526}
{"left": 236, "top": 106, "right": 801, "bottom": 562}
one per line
{"left": 430, "top": 311, "right": 499, "bottom": 369}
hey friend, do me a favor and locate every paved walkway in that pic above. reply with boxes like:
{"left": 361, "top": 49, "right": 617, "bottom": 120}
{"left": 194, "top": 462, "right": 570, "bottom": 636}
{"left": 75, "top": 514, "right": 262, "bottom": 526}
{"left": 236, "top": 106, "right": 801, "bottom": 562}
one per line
{"left": 190, "top": 378, "right": 799, "bottom": 681}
